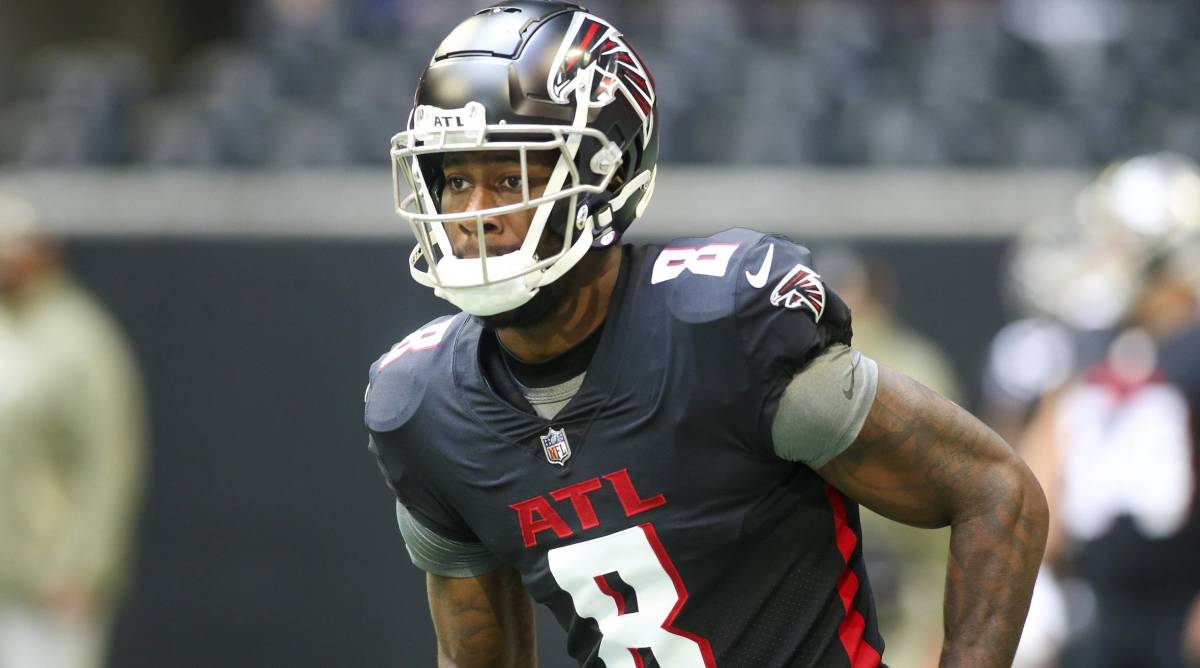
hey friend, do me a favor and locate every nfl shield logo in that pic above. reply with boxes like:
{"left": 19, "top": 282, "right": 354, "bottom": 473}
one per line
{"left": 540, "top": 427, "right": 572, "bottom": 466}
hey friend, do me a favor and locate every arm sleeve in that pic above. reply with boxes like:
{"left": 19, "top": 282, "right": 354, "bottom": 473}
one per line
{"left": 770, "top": 345, "right": 879, "bottom": 468}
{"left": 396, "top": 502, "right": 503, "bottom": 578}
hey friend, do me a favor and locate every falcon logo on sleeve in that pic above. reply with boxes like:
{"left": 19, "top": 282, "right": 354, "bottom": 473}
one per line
{"left": 770, "top": 264, "right": 827, "bottom": 322}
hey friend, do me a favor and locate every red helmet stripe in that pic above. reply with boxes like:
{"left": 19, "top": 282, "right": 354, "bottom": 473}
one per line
{"left": 565, "top": 21, "right": 602, "bottom": 70}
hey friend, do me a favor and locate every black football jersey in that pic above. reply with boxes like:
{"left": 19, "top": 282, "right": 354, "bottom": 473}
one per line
{"left": 1055, "top": 322, "right": 1200, "bottom": 608}
{"left": 366, "top": 228, "right": 885, "bottom": 667}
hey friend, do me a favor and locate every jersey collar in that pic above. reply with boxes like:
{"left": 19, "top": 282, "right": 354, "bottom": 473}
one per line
{"left": 452, "top": 246, "right": 634, "bottom": 448}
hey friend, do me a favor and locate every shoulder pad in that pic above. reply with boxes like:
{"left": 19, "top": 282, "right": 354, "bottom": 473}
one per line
{"left": 733, "top": 232, "right": 831, "bottom": 326}
{"left": 364, "top": 314, "right": 463, "bottom": 432}
{"left": 732, "top": 231, "right": 853, "bottom": 372}
{"left": 648, "top": 228, "right": 776, "bottom": 323}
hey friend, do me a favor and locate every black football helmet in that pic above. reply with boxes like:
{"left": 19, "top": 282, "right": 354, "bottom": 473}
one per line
{"left": 391, "top": 1, "right": 660, "bottom": 316}
{"left": 1005, "top": 152, "right": 1200, "bottom": 330}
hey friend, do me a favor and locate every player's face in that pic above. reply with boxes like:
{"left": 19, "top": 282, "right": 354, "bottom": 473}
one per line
{"left": 440, "top": 151, "right": 560, "bottom": 259}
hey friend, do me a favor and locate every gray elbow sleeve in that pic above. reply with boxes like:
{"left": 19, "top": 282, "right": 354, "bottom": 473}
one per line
{"left": 396, "top": 502, "right": 502, "bottom": 578}
{"left": 770, "top": 345, "right": 879, "bottom": 468}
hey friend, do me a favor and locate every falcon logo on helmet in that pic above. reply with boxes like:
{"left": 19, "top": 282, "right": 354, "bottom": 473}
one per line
{"left": 770, "top": 264, "right": 827, "bottom": 322}
{"left": 549, "top": 14, "right": 656, "bottom": 146}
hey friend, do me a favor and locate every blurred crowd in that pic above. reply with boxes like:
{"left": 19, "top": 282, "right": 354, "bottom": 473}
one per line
{"left": 2, "top": 0, "right": 1200, "bottom": 167}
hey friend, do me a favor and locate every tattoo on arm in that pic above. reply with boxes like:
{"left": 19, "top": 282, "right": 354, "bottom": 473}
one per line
{"left": 427, "top": 566, "right": 536, "bottom": 668}
{"left": 819, "top": 365, "right": 1049, "bottom": 668}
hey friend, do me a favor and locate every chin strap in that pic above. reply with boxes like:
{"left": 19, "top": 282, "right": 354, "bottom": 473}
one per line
{"left": 589, "top": 168, "right": 655, "bottom": 248}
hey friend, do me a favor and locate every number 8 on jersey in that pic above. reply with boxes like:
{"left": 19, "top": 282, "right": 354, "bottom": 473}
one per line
{"left": 547, "top": 524, "right": 716, "bottom": 667}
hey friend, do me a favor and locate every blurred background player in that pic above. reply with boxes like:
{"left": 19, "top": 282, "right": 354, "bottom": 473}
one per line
{"left": 1009, "top": 153, "right": 1200, "bottom": 667}
{"left": 0, "top": 194, "right": 147, "bottom": 668}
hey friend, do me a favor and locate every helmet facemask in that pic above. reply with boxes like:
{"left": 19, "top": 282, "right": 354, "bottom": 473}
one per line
{"left": 392, "top": 91, "right": 626, "bottom": 317}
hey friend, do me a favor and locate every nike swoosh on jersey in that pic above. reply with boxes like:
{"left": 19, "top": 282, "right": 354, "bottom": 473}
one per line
{"left": 745, "top": 244, "right": 774, "bottom": 288}
{"left": 844, "top": 352, "right": 861, "bottom": 399}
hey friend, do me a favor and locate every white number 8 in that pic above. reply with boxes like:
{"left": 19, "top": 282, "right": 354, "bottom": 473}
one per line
{"left": 547, "top": 524, "right": 715, "bottom": 667}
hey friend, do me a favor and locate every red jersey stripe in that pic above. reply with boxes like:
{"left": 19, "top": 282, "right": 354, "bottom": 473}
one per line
{"left": 824, "top": 485, "right": 884, "bottom": 668}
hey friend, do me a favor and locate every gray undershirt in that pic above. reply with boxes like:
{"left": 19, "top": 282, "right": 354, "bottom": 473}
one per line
{"left": 516, "top": 372, "right": 586, "bottom": 421}
{"left": 396, "top": 344, "right": 879, "bottom": 577}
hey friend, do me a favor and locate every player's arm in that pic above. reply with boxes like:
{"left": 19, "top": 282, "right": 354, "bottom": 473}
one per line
{"left": 427, "top": 567, "right": 536, "bottom": 668}
{"left": 1012, "top": 389, "right": 1069, "bottom": 564}
{"left": 392, "top": 502, "right": 535, "bottom": 666}
{"left": 817, "top": 365, "right": 1048, "bottom": 668}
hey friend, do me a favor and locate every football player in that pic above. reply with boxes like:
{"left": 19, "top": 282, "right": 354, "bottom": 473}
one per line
{"left": 1016, "top": 153, "right": 1200, "bottom": 668}
{"left": 364, "top": 3, "right": 1048, "bottom": 666}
